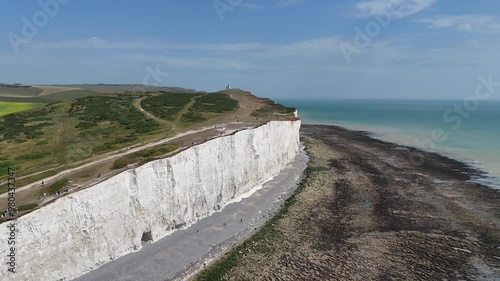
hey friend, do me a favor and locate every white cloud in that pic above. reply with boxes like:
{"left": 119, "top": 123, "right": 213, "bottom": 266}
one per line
{"left": 354, "top": 0, "right": 436, "bottom": 19}
{"left": 22, "top": 34, "right": 500, "bottom": 74}
{"left": 111, "top": 54, "right": 255, "bottom": 70}
{"left": 29, "top": 37, "right": 158, "bottom": 49}
{"left": 253, "top": 36, "right": 343, "bottom": 58}
{"left": 23, "top": 35, "right": 350, "bottom": 71}
{"left": 28, "top": 37, "right": 267, "bottom": 52}
{"left": 188, "top": 42, "right": 265, "bottom": 51}
{"left": 415, "top": 14, "right": 500, "bottom": 33}
{"left": 27, "top": 36, "right": 345, "bottom": 58}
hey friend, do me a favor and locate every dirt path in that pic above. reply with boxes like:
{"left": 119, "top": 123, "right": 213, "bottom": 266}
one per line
{"left": 0, "top": 123, "right": 247, "bottom": 200}
{"left": 13, "top": 95, "right": 223, "bottom": 188}
{"left": 224, "top": 89, "right": 262, "bottom": 118}
{"left": 133, "top": 97, "right": 172, "bottom": 126}
{"left": 198, "top": 124, "right": 500, "bottom": 280}
{"left": 174, "top": 96, "right": 197, "bottom": 123}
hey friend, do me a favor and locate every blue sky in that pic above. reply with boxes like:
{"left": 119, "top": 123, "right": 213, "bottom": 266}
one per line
{"left": 1, "top": 0, "right": 500, "bottom": 99}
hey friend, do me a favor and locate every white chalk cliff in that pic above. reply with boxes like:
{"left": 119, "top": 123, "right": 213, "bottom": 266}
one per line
{"left": 0, "top": 120, "right": 301, "bottom": 281}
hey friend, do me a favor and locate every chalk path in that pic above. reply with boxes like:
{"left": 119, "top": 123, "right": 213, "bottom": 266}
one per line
{"left": 75, "top": 147, "right": 308, "bottom": 281}
{"left": 0, "top": 122, "right": 247, "bottom": 200}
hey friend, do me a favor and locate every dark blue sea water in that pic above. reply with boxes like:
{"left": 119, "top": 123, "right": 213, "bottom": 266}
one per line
{"left": 278, "top": 99, "right": 500, "bottom": 187}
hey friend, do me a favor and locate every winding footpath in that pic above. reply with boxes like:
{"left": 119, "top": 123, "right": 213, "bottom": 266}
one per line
{"left": 0, "top": 122, "right": 250, "bottom": 200}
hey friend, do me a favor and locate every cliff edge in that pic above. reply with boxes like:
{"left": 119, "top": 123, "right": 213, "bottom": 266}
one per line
{"left": 0, "top": 120, "right": 301, "bottom": 281}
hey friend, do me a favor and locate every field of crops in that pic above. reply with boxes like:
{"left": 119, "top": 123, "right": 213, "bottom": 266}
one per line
{"left": 0, "top": 102, "right": 45, "bottom": 116}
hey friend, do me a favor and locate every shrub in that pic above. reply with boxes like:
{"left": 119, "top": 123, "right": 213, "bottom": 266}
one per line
{"left": 104, "top": 136, "right": 138, "bottom": 148}
{"left": 111, "top": 143, "right": 179, "bottom": 169}
{"left": 0, "top": 161, "right": 15, "bottom": 176}
{"left": 0, "top": 109, "right": 52, "bottom": 141}
{"left": 141, "top": 93, "right": 201, "bottom": 120}
{"left": 69, "top": 95, "right": 160, "bottom": 134}
{"left": 180, "top": 111, "right": 206, "bottom": 123}
{"left": 15, "top": 151, "right": 51, "bottom": 161}
{"left": 190, "top": 93, "right": 238, "bottom": 113}
{"left": 75, "top": 121, "right": 96, "bottom": 129}
{"left": 45, "top": 178, "right": 69, "bottom": 194}
{"left": 251, "top": 99, "right": 296, "bottom": 117}
{"left": 18, "top": 203, "right": 38, "bottom": 212}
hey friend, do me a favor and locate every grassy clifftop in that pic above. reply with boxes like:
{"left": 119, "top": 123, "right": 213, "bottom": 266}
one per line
{"left": 0, "top": 89, "right": 296, "bottom": 195}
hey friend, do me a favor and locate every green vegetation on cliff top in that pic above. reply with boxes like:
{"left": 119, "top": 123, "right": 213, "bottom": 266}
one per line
{"left": 0, "top": 89, "right": 296, "bottom": 194}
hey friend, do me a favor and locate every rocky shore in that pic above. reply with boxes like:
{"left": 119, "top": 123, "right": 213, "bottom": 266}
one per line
{"left": 197, "top": 124, "right": 500, "bottom": 280}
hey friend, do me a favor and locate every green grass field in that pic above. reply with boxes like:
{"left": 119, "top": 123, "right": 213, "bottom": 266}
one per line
{"left": 0, "top": 102, "right": 45, "bottom": 116}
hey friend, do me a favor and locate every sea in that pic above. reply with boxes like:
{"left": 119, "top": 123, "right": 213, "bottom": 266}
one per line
{"left": 277, "top": 99, "right": 500, "bottom": 189}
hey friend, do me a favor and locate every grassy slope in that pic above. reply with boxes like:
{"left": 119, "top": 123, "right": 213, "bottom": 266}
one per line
{"left": 41, "top": 90, "right": 102, "bottom": 101}
{"left": 0, "top": 86, "right": 42, "bottom": 96}
{"left": 0, "top": 85, "right": 103, "bottom": 106}
{"left": 49, "top": 84, "right": 198, "bottom": 94}
{"left": 0, "top": 94, "right": 164, "bottom": 183}
{"left": 0, "top": 96, "right": 56, "bottom": 103}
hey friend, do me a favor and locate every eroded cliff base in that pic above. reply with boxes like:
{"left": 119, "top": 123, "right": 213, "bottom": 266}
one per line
{"left": 76, "top": 146, "right": 308, "bottom": 281}
{"left": 197, "top": 124, "right": 500, "bottom": 280}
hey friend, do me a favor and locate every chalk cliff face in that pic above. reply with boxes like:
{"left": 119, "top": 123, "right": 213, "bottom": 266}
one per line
{"left": 0, "top": 120, "right": 301, "bottom": 281}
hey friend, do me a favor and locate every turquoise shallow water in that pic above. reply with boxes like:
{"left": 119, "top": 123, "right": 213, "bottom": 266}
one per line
{"left": 277, "top": 99, "right": 500, "bottom": 187}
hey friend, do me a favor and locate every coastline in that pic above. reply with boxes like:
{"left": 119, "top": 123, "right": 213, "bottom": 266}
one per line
{"left": 302, "top": 120, "right": 500, "bottom": 191}
{"left": 197, "top": 124, "right": 500, "bottom": 280}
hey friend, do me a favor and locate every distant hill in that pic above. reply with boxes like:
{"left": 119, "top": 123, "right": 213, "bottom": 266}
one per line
{"left": 0, "top": 84, "right": 199, "bottom": 103}
{"left": 47, "top": 84, "right": 199, "bottom": 94}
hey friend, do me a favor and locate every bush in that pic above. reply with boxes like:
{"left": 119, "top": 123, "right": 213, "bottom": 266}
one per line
{"left": 75, "top": 121, "right": 96, "bottom": 129}
{"left": 111, "top": 143, "right": 179, "bottom": 169}
{"left": 141, "top": 93, "right": 201, "bottom": 120}
{"left": 15, "top": 151, "right": 51, "bottom": 161}
{"left": 251, "top": 99, "right": 296, "bottom": 117}
{"left": 190, "top": 93, "right": 238, "bottom": 113}
{"left": 45, "top": 178, "right": 69, "bottom": 194}
{"left": 18, "top": 203, "right": 38, "bottom": 212}
{"left": 180, "top": 111, "right": 206, "bottom": 123}
{"left": 111, "top": 158, "right": 129, "bottom": 170}
{"left": 0, "top": 161, "right": 15, "bottom": 176}
{"left": 69, "top": 95, "right": 160, "bottom": 134}
{"left": 0, "top": 108, "right": 52, "bottom": 141}
{"left": 104, "top": 136, "right": 138, "bottom": 148}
